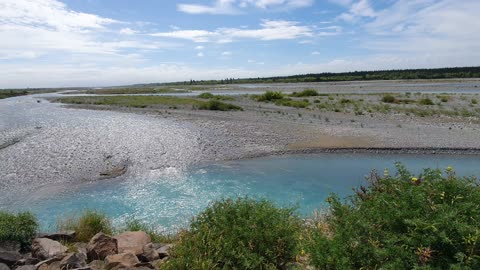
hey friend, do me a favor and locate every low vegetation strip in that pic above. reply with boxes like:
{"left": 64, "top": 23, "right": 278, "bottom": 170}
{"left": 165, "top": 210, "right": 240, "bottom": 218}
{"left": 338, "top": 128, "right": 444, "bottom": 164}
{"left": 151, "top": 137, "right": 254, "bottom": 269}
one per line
{"left": 56, "top": 96, "right": 243, "bottom": 111}
{"left": 0, "top": 90, "right": 29, "bottom": 99}
{"left": 1, "top": 165, "right": 479, "bottom": 269}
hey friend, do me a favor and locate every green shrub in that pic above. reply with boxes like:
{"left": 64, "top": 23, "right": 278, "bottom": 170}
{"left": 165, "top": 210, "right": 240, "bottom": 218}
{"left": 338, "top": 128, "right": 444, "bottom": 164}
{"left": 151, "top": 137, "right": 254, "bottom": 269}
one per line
{"left": 381, "top": 95, "right": 396, "bottom": 103}
{"left": 471, "top": 99, "right": 478, "bottom": 105}
{"left": 256, "top": 91, "right": 285, "bottom": 102}
{"left": 199, "top": 100, "right": 243, "bottom": 111}
{"left": 0, "top": 211, "right": 38, "bottom": 248}
{"left": 290, "top": 89, "right": 319, "bottom": 97}
{"left": 165, "top": 198, "right": 302, "bottom": 270}
{"left": 419, "top": 98, "right": 435, "bottom": 105}
{"left": 306, "top": 164, "right": 480, "bottom": 269}
{"left": 198, "top": 92, "right": 215, "bottom": 99}
{"left": 57, "top": 210, "right": 113, "bottom": 242}
{"left": 275, "top": 98, "right": 309, "bottom": 108}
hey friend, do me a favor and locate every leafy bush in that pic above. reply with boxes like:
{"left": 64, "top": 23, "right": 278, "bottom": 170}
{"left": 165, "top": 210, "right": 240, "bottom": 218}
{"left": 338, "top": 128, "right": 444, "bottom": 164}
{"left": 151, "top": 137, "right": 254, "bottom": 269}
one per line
{"left": 165, "top": 198, "right": 302, "bottom": 270}
{"left": 381, "top": 95, "right": 396, "bottom": 103}
{"left": 275, "top": 98, "right": 309, "bottom": 108}
{"left": 256, "top": 91, "right": 285, "bottom": 102}
{"left": 305, "top": 164, "right": 480, "bottom": 269}
{"left": 57, "top": 210, "right": 113, "bottom": 242}
{"left": 0, "top": 211, "right": 38, "bottom": 248}
{"left": 198, "top": 92, "right": 215, "bottom": 99}
{"left": 419, "top": 98, "right": 434, "bottom": 105}
{"left": 199, "top": 100, "right": 243, "bottom": 111}
{"left": 471, "top": 99, "right": 478, "bottom": 105}
{"left": 290, "top": 89, "right": 319, "bottom": 97}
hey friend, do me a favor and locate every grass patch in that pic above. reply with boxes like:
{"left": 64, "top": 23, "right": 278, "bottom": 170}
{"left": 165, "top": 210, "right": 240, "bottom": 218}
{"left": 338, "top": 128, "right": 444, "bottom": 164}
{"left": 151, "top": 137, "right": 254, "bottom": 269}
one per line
{"left": 419, "top": 98, "right": 435, "bottom": 105}
{"left": 199, "top": 100, "right": 243, "bottom": 111}
{"left": 290, "top": 89, "right": 319, "bottom": 97}
{"left": 56, "top": 96, "right": 203, "bottom": 108}
{"left": 197, "top": 92, "right": 234, "bottom": 101}
{"left": 0, "top": 90, "right": 29, "bottom": 99}
{"left": 255, "top": 91, "right": 285, "bottom": 102}
{"left": 57, "top": 210, "right": 113, "bottom": 242}
{"left": 164, "top": 198, "right": 301, "bottom": 270}
{"left": 0, "top": 211, "right": 38, "bottom": 248}
{"left": 83, "top": 87, "right": 188, "bottom": 95}
{"left": 124, "top": 218, "right": 175, "bottom": 243}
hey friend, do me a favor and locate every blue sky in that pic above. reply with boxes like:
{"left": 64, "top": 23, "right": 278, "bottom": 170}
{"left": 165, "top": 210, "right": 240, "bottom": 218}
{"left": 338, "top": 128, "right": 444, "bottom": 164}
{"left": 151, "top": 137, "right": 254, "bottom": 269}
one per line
{"left": 1, "top": 0, "right": 479, "bottom": 88}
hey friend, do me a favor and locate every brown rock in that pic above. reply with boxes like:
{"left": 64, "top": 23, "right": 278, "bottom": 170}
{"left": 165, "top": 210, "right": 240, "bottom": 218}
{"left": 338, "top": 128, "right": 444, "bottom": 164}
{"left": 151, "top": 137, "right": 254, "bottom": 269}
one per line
{"left": 44, "top": 231, "right": 77, "bottom": 242}
{"left": 59, "top": 253, "right": 87, "bottom": 270}
{"left": 156, "top": 244, "right": 173, "bottom": 259}
{"left": 138, "top": 244, "right": 159, "bottom": 262}
{"left": 0, "top": 263, "right": 10, "bottom": 270}
{"left": 31, "top": 238, "right": 68, "bottom": 260}
{"left": 15, "top": 266, "right": 36, "bottom": 270}
{"left": 105, "top": 252, "right": 140, "bottom": 270}
{"left": 114, "top": 232, "right": 151, "bottom": 255}
{"left": 87, "top": 260, "right": 105, "bottom": 270}
{"left": 86, "top": 233, "right": 118, "bottom": 261}
{"left": 0, "top": 251, "right": 21, "bottom": 267}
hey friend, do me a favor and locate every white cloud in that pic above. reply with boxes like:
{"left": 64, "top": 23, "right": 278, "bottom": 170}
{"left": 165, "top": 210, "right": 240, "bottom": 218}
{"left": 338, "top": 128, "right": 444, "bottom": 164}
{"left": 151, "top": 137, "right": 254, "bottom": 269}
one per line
{"left": 197, "top": 52, "right": 204, "bottom": 57}
{"left": 222, "top": 51, "right": 232, "bottom": 55}
{"left": 119, "top": 28, "right": 137, "bottom": 35}
{"left": 195, "top": 45, "right": 205, "bottom": 50}
{"left": 151, "top": 30, "right": 218, "bottom": 42}
{"left": 177, "top": 0, "right": 238, "bottom": 15}
{"left": 151, "top": 20, "right": 313, "bottom": 43}
{"left": 177, "top": 0, "right": 313, "bottom": 15}
{"left": 363, "top": 0, "right": 480, "bottom": 54}
{"left": 337, "top": 0, "right": 376, "bottom": 22}
{"left": 0, "top": 0, "right": 169, "bottom": 60}
{"left": 312, "top": 51, "right": 320, "bottom": 55}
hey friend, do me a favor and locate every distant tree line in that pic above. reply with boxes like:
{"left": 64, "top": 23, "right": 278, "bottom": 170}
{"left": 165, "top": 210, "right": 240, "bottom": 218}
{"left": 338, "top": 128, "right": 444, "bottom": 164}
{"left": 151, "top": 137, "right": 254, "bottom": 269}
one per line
{"left": 161, "top": 66, "right": 480, "bottom": 86}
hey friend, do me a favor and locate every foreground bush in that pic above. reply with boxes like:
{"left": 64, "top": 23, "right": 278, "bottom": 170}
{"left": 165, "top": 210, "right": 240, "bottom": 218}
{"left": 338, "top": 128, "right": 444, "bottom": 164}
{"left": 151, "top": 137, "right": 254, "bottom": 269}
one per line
{"left": 0, "top": 211, "right": 38, "bottom": 248}
{"left": 306, "top": 164, "right": 480, "bottom": 269}
{"left": 165, "top": 198, "right": 302, "bottom": 270}
{"left": 57, "top": 210, "right": 113, "bottom": 242}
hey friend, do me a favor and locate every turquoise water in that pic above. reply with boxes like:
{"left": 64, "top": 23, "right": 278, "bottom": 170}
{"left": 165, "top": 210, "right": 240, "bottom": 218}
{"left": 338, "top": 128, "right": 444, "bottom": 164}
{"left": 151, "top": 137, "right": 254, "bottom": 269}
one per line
{"left": 9, "top": 153, "right": 480, "bottom": 232}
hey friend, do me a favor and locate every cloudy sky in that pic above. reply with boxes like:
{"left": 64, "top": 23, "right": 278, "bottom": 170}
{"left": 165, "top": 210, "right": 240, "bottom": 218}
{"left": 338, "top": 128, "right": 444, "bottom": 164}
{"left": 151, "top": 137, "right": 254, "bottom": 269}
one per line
{"left": 1, "top": 0, "right": 479, "bottom": 88}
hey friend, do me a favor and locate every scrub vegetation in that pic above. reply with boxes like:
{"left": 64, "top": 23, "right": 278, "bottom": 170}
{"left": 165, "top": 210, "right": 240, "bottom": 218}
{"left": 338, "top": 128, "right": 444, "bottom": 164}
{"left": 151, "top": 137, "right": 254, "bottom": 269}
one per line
{"left": 56, "top": 96, "right": 243, "bottom": 111}
{"left": 3, "top": 166, "right": 479, "bottom": 269}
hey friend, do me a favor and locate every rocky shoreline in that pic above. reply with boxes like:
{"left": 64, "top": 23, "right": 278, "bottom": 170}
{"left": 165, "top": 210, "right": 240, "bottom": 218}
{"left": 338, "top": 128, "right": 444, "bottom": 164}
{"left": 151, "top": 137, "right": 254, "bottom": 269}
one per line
{"left": 0, "top": 231, "right": 172, "bottom": 270}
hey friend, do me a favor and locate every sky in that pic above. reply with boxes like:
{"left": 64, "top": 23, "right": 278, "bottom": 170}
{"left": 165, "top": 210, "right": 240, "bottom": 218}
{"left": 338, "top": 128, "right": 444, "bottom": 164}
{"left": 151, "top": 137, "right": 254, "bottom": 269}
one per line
{"left": 1, "top": 0, "right": 479, "bottom": 88}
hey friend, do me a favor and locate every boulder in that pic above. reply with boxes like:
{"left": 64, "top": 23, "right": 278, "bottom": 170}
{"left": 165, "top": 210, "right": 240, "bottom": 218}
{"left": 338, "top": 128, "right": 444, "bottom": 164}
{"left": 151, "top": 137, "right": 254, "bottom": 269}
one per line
{"left": 86, "top": 233, "right": 118, "bottom": 261}
{"left": 138, "top": 244, "right": 159, "bottom": 262}
{"left": 31, "top": 238, "right": 68, "bottom": 260}
{"left": 15, "top": 266, "right": 36, "bottom": 270}
{"left": 46, "top": 261, "right": 62, "bottom": 270}
{"left": 0, "top": 263, "right": 9, "bottom": 270}
{"left": 44, "top": 231, "right": 77, "bottom": 242}
{"left": 0, "top": 242, "right": 20, "bottom": 253}
{"left": 87, "top": 260, "right": 105, "bottom": 270}
{"left": 59, "top": 253, "right": 87, "bottom": 270}
{"left": 35, "top": 257, "right": 63, "bottom": 269}
{"left": 72, "top": 243, "right": 87, "bottom": 257}
{"left": 114, "top": 232, "right": 151, "bottom": 256}
{"left": 156, "top": 244, "right": 173, "bottom": 259}
{"left": 105, "top": 252, "right": 140, "bottom": 270}
{"left": 15, "top": 257, "right": 40, "bottom": 266}
{"left": 0, "top": 251, "right": 22, "bottom": 266}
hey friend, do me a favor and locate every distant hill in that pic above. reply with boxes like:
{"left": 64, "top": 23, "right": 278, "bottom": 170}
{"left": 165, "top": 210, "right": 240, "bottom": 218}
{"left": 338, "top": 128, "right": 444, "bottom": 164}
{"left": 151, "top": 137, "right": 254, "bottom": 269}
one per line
{"left": 153, "top": 66, "right": 480, "bottom": 86}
